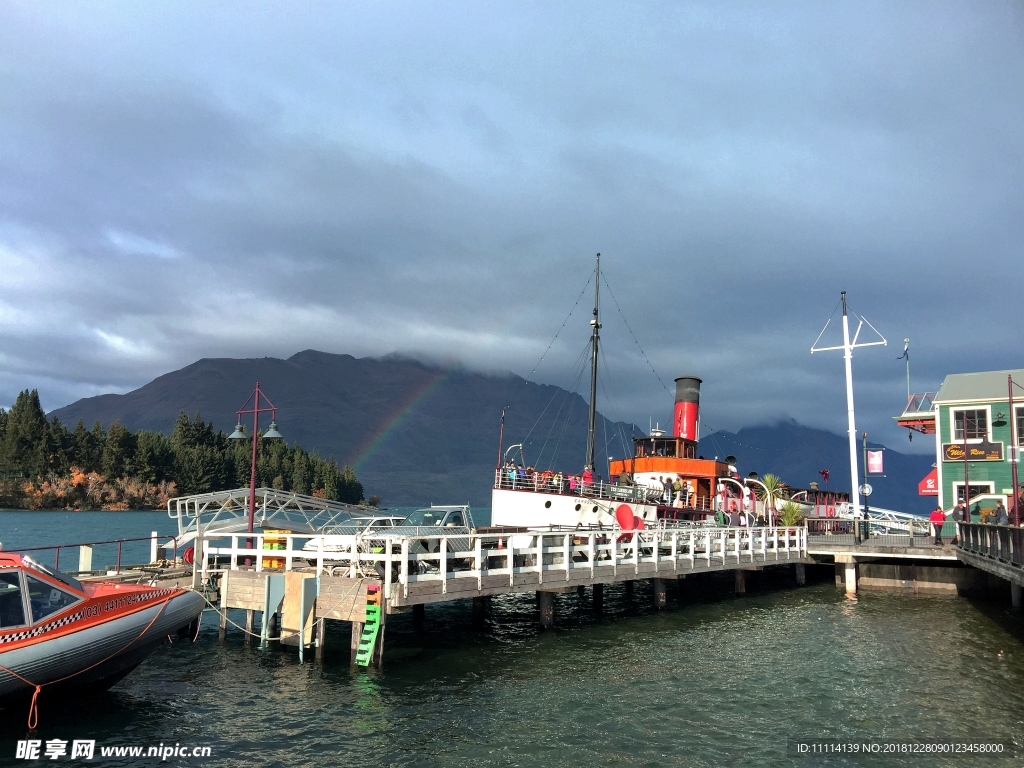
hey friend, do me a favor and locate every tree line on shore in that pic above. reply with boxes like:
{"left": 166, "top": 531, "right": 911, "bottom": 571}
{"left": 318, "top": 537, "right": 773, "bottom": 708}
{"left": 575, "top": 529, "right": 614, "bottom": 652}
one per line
{"left": 0, "top": 390, "right": 364, "bottom": 510}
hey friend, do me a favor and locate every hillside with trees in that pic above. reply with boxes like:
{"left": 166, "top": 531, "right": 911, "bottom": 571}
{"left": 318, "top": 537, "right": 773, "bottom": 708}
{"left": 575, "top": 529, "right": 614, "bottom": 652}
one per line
{"left": 0, "top": 389, "right": 363, "bottom": 510}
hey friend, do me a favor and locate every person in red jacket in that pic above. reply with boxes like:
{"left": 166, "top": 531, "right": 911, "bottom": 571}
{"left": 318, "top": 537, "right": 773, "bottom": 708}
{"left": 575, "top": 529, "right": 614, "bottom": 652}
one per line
{"left": 929, "top": 506, "right": 947, "bottom": 546}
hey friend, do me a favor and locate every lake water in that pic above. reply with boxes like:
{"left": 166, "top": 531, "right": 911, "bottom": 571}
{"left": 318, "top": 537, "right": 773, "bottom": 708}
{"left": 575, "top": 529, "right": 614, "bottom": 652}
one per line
{"left": 2, "top": 512, "right": 1024, "bottom": 767}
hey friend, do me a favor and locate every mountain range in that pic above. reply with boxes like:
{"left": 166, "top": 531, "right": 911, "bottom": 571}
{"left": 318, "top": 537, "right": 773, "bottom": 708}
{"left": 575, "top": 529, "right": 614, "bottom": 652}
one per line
{"left": 48, "top": 350, "right": 933, "bottom": 511}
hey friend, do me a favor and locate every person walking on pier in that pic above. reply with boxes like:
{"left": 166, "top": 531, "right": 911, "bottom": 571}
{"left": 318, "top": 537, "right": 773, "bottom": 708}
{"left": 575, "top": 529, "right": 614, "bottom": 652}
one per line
{"left": 929, "top": 506, "right": 946, "bottom": 546}
{"left": 950, "top": 501, "right": 966, "bottom": 545}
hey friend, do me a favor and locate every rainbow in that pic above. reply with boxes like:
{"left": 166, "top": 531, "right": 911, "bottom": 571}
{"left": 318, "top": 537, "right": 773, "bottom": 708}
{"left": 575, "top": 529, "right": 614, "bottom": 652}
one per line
{"left": 346, "top": 365, "right": 460, "bottom": 471}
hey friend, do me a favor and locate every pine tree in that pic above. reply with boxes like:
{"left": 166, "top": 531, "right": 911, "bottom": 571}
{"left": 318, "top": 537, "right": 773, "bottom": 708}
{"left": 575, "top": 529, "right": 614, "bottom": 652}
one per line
{"left": 102, "top": 420, "right": 134, "bottom": 479}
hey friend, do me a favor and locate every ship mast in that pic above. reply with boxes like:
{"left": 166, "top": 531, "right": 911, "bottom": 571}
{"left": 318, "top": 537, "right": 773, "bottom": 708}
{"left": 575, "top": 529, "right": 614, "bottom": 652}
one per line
{"left": 585, "top": 253, "right": 601, "bottom": 470}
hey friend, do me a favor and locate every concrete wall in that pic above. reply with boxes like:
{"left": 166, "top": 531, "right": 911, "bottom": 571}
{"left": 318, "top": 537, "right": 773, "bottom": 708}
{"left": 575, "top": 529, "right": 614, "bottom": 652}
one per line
{"left": 856, "top": 562, "right": 987, "bottom": 595}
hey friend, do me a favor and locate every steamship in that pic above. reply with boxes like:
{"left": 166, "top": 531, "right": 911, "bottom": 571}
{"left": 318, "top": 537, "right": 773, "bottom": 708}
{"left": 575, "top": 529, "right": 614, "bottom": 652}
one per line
{"left": 490, "top": 255, "right": 731, "bottom": 530}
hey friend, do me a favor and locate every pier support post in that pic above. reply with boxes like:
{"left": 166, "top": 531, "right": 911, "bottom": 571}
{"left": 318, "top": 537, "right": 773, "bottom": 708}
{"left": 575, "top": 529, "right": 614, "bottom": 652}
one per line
{"left": 412, "top": 604, "right": 425, "bottom": 628}
{"left": 835, "top": 563, "right": 844, "bottom": 590}
{"left": 218, "top": 571, "right": 229, "bottom": 641}
{"left": 624, "top": 581, "right": 634, "bottom": 598}
{"left": 537, "top": 591, "right": 554, "bottom": 630}
{"left": 844, "top": 561, "right": 858, "bottom": 595}
{"left": 734, "top": 570, "right": 746, "bottom": 595}
{"left": 244, "top": 610, "right": 254, "bottom": 644}
{"left": 795, "top": 563, "right": 806, "bottom": 586}
{"left": 472, "top": 596, "right": 487, "bottom": 625}
{"left": 577, "top": 585, "right": 586, "bottom": 598}
{"left": 1012, "top": 583, "right": 1022, "bottom": 611}
{"left": 593, "top": 583, "right": 603, "bottom": 612}
{"left": 653, "top": 578, "right": 667, "bottom": 609}
{"left": 315, "top": 616, "right": 326, "bottom": 661}
{"left": 350, "top": 621, "right": 364, "bottom": 665}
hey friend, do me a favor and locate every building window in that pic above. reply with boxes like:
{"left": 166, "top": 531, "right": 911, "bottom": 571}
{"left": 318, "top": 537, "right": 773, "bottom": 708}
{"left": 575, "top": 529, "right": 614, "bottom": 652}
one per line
{"left": 1016, "top": 405, "right": 1024, "bottom": 447}
{"left": 952, "top": 409, "right": 988, "bottom": 442}
{"left": 952, "top": 482, "right": 994, "bottom": 505}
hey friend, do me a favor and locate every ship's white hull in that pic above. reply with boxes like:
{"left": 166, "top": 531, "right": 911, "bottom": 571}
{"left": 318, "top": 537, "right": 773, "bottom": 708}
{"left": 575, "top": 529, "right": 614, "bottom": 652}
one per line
{"left": 490, "top": 487, "right": 659, "bottom": 529}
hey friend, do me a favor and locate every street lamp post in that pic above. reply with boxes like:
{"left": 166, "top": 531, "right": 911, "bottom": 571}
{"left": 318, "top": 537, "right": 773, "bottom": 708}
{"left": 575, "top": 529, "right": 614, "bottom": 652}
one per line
{"left": 228, "top": 382, "right": 284, "bottom": 546}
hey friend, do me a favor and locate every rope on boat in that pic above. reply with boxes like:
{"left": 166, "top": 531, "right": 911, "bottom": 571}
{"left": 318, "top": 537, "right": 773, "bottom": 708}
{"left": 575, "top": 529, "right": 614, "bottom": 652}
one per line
{"left": 0, "top": 597, "right": 171, "bottom": 731}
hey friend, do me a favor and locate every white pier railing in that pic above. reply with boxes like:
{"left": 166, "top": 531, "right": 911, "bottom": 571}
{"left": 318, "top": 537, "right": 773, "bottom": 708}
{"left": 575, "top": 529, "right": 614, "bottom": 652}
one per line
{"left": 194, "top": 525, "right": 808, "bottom": 604}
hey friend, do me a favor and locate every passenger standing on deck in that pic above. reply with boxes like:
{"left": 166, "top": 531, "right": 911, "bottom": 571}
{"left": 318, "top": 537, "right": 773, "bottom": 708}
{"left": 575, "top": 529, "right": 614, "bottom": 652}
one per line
{"left": 662, "top": 477, "right": 673, "bottom": 504}
{"left": 582, "top": 467, "right": 593, "bottom": 487}
{"left": 929, "top": 506, "right": 946, "bottom": 545}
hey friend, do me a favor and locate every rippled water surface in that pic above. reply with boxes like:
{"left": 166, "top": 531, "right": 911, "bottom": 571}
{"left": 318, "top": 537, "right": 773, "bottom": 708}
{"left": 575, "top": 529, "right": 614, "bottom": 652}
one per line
{"left": 3, "top": 513, "right": 1024, "bottom": 767}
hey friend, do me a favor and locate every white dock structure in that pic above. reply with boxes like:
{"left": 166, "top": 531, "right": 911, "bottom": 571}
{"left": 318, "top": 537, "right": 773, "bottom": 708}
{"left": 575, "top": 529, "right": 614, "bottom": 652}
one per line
{"left": 195, "top": 524, "right": 809, "bottom": 664}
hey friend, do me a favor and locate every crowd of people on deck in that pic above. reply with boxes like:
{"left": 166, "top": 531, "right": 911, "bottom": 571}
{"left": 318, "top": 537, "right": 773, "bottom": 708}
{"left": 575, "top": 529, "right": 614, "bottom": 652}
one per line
{"left": 499, "top": 461, "right": 611, "bottom": 496}
{"left": 498, "top": 462, "right": 714, "bottom": 509}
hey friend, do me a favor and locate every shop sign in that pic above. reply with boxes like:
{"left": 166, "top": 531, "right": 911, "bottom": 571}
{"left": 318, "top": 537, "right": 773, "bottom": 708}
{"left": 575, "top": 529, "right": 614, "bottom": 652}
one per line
{"left": 918, "top": 469, "right": 938, "bottom": 496}
{"left": 942, "top": 442, "right": 1004, "bottom": 462}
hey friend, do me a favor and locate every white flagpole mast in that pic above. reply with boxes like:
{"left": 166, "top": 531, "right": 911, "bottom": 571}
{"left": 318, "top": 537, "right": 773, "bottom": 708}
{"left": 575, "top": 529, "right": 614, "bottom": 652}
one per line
{"left": 840, "top": 293, "right": 861, "bottom": 520}
{"left": 811, "top": 290, "right": 887, "bottom": 522}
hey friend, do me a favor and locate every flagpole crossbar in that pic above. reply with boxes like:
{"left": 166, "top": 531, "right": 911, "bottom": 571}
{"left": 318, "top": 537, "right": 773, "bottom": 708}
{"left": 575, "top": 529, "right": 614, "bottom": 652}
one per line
{"left": 809, "top": 291, "right": 887, "bottom": 523}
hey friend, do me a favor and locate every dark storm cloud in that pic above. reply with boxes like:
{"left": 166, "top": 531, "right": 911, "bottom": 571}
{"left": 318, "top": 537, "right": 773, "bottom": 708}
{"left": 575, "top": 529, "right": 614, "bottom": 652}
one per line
{"left": 0, "top": 1, "right": 1021, "bottom": 450}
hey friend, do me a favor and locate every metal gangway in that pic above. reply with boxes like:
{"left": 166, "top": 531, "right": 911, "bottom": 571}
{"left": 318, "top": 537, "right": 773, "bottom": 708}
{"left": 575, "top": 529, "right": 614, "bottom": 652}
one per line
{"left": 167, "top": 487, "right": 366, "bottom": 547}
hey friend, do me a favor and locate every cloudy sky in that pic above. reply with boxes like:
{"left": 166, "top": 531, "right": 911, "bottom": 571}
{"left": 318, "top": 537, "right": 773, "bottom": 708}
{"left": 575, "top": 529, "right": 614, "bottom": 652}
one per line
{"left": 1, "top": 1, "right": 1021, "bottom": 451}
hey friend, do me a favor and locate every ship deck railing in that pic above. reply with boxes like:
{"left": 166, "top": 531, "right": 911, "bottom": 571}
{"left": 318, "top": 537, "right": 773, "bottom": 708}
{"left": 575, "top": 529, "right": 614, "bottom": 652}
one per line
{"left": 194, "top": 525, "right": 808, "bottom": 604}
{"left": 491, "top": 468, "right": 716, "bottom": 512}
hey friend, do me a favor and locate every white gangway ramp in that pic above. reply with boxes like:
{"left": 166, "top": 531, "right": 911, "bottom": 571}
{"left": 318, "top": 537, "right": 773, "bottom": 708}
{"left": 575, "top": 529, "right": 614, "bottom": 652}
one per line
{"left": 167, "top": 487, "right": 365, "bottom": 547}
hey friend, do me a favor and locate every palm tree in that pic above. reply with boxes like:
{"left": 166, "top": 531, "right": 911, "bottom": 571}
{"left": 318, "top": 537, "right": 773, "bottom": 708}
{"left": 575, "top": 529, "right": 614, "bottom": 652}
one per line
{"left": 757, "top": 473, "right": 788, "bottom": 513}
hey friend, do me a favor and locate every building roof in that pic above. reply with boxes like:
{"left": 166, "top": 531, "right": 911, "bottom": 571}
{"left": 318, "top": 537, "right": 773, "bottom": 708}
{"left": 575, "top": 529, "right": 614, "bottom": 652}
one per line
{"left": 933, "top": 369, "right": 1024, "bottom": 404}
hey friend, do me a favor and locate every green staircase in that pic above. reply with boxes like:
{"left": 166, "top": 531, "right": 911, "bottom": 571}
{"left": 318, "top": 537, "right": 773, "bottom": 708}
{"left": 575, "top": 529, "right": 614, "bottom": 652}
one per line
{"left": 354, "top": 584, "right": 382, "bottom": 667}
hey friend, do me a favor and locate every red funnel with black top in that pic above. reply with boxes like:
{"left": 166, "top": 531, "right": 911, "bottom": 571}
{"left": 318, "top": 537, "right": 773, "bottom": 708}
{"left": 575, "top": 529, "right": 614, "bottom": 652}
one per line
{"left": 673, "top": 376, "right": 701, "bottom": 441}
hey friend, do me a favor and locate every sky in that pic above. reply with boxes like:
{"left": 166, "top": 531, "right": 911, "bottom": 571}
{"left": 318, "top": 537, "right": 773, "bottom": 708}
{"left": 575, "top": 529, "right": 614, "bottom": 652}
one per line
{"left": 1, "top": 1, "right": 1022, "bottom": 452}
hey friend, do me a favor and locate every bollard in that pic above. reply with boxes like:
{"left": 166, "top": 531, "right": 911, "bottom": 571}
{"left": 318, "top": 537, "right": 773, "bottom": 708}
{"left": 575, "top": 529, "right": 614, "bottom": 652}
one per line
{"left": 150, "top": 531, "right": 158, "bottom": 564}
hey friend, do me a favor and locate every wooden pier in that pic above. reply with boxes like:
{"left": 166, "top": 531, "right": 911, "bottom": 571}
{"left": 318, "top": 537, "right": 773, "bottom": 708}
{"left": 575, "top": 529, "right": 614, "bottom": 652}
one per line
{"left": 197, "top": 525, "right": 809, "bottom": 665}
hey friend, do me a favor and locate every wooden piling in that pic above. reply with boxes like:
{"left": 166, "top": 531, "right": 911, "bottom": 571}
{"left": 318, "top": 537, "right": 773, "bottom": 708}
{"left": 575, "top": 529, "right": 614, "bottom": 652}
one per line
{"left": 653, "top": 578, "right": 666, "bottom": 609}
{"left": 315, "top": 616, "right": 326, "bottom": 661}
{"left": 1013, "top": 583, "right": 1023, "bottom": 611}
{"left": 734, "top": 570, "right": 746, "bottom": 595}
{"left": 795, "top": 563, "right": 806, "bottom": 586}
{"left": 577, "top": 585, "right": 586, "bottom": 597}
{"left": 593, "top": 583, "right": 603, "bottom": 612}
{"left": 472, "top": 596, "right": 486, "bottom": 625}
{"left": 350, "top": 621, "right": 364, "bottom": 665}
{"left": 624, "top": 580, "right": 634, "bottom": 597}
{"left": 537, "top": 591, "right": 554, "bottom": 629}
{"left": 412, "top": 603, "right": 425, "bottom": 627}
{"left": 244, "top": 609, "right": 254, "bottom": 644}
{"left": 218, "top": 571, "right": 229, "bottom": 641}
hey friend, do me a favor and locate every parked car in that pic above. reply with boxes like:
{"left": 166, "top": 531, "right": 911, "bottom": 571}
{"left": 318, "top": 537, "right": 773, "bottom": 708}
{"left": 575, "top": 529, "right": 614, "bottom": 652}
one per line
{"left": 302, "top": 515, "right": 405, "bottom": 565}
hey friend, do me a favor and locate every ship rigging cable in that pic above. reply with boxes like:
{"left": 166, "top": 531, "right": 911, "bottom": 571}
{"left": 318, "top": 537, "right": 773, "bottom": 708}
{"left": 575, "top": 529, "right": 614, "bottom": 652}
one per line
{"left": 601, "top": 271, "right": 671, "bottom": 396}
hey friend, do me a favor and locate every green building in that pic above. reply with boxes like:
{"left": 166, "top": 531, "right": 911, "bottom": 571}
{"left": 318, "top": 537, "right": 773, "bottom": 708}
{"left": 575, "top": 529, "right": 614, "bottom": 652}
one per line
{"left": 909, "top": 369, "right": 1024, "bottom": 514}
